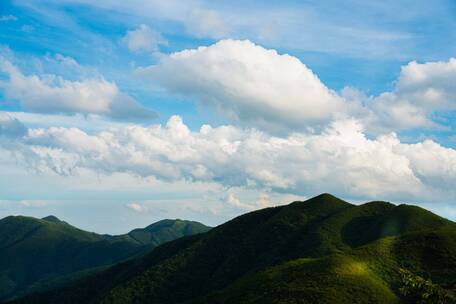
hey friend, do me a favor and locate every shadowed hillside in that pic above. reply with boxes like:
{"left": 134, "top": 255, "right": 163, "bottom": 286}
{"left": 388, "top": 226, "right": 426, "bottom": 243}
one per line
{"left": 0, "top": 216, "right": 210, "bottom": 301}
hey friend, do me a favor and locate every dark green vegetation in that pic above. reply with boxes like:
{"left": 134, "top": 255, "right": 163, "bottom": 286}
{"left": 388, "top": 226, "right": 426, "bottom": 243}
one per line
{"left": 8, "top": 194, "right": 456, "bottom": 303}
{"left": 0, "top": 216, "right": 210, "bottom": 301}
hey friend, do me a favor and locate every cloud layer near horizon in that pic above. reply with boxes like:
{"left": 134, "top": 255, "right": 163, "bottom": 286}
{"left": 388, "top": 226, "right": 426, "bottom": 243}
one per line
{"left": 2, "top": 114, "right": 455, "bottom": 204}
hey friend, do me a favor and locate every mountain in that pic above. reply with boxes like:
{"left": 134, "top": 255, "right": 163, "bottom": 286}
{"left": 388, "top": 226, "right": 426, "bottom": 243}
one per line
{"left": 40, "top": 216, "right": 63, "bottom": 223}
{"left": 127, "top": 219, "right": 210, "bottom": 246}
{"left": 0, "top": 216, "right": 210, "bottom": 301}
{"left": 8, "top": 194, "right": 456, "bottom": 303}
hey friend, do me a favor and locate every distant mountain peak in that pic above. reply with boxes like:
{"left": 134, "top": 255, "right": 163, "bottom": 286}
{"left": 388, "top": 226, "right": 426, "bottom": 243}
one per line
{"left": 0, "top": 215, "right": 210, "bottom": 301}
{"left": 128, "top": 219, "right": 211, "bottom": 246}
{"left": 41, "top": 215, "right": 62, "bottom": 223}
{"left": 288, "top": 193, "right": 352, "bottom": 211}
{"left": 313, "top": 193, "right": 344, "bottom": 201}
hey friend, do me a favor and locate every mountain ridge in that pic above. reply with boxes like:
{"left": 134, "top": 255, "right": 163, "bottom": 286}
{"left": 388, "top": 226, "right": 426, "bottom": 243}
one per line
{"left": 10, "top": 193, "right": 456, "bottom": 303}
{"left": 0, "top": 216, "right": 211, "bottom": 301}
{"left": 40, "top": 216, "right": 63, "bottom": 223}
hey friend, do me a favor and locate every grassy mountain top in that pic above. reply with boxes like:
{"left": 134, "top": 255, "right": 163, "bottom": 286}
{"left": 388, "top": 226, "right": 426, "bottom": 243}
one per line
{"left": 40, "top": 216, "right": 63, "bottom": 223}
{"left": 12, "top": 194, "right": 456, "bottom": 303}
{"left": 0, "top": 216, "right": 210, "bottom": 301}
{"left": 128, "top": 219, "right": 210, "bottom": 246}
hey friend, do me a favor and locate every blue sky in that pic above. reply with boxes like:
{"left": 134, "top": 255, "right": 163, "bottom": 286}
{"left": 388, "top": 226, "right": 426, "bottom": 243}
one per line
{"left": 1, "top": 0, "right": 456, "bottom": 233}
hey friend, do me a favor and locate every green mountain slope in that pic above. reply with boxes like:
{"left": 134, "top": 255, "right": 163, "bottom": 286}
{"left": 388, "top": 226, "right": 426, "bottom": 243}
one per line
{"left": 0, "top": 216, "right": 210, "bottom": 301}
{"left": 9, "top": 194, "right": 456, "bottom": 304}
{"left": 127, "top": 219, "right": 210, "bottom": 246}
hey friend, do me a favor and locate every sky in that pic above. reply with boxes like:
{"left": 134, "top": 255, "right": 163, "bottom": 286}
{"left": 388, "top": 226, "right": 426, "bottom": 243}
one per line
{"left": 1, "top": 0, "right": 456, "bottom": 234}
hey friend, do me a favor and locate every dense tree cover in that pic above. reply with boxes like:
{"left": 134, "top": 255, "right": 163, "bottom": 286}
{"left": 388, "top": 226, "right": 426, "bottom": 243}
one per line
{"left": 0, "top": 216, "right": 210, "bottom": 301}
{"left": 398, "top": 268, "right": 455, "bottom": 304}
{"left": 8, "top": 194, "right": 456, "bottom": 303}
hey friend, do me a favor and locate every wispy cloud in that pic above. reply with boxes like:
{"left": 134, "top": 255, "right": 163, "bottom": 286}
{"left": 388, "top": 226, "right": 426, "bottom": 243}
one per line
{"left": 0, "top": 15, "right": 17, "bottom": 22}
{"left": 122, "top": 24, "right": 167, "bottom": 53}
{"left": 14, "top": 0, "right": 420, "bottom": 59}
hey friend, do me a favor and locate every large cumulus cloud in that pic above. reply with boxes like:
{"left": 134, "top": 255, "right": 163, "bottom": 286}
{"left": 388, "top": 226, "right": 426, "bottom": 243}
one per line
{"left": 137, "top": 39, "right": 348, "bottom": 132}
{"left": 138, "top": 39, "right": 456, "bottom": 134}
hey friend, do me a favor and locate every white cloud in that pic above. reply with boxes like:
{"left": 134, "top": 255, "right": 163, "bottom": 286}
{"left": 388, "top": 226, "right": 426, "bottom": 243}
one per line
{"left": 138, "top": 40, "right": 456, "bottom": 134}
{"left": 0, "top": 15, "right": 17, "bottom": 22}
{"left": 126, "top": 202, "right": 148, "bottom": 213}
{"left": 0, "top": 58, "right": 156, "bottom": 120}
{"left": 40, "top": 0, "right": 417, "bottom": 59}
{"left": 138, "top": 39, "right": 347, "bottom": 132}
{"left": 3, "top": 115, "right": 456, "bottom": 203}
{"left": 54, "top": 53, "right": 80, "bottom": 67}
{"left": 122, "top": 24, "right": 167, "bottom": 53}
{"left": 2, "top": 111, "right": 132, "bottom": 131}
{"left": 19, "top": 200, "right": 49, "bottom": 207}
{"left": 185, "top": 8, "right": 229, "bottom": 39}
{"left": 365, "top": 58, "right": 456, "bottom": 132}
{"left": 226, "top": 192, "right": 277, "bottom": 211}
{"left": 226, "top": 192, "right": 256, "bottom": 210}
